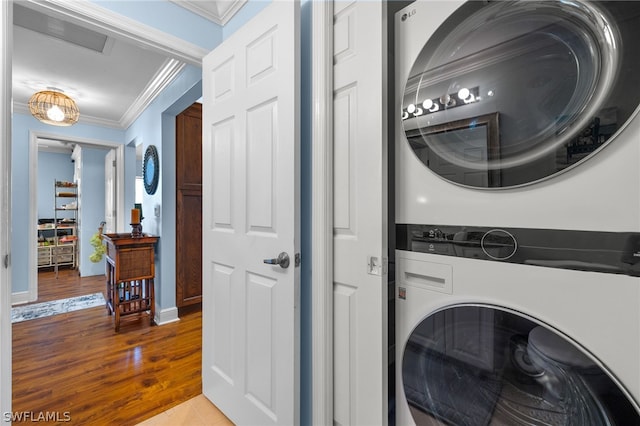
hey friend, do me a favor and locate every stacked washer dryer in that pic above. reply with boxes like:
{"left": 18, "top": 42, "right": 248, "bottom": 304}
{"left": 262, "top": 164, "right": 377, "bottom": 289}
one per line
{"left": 395, "top": 1, "right": 640, "bottom": 425}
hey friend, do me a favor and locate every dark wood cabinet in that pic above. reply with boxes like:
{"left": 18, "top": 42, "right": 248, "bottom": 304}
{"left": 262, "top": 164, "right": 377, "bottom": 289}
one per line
{"left": 176, "top": 103, "right": 202, "bottom": 309}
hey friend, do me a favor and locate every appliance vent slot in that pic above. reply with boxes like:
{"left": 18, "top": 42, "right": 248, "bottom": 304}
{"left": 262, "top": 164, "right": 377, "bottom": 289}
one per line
{"left": 14, "top": 4, "right": 109, "bottom": 53}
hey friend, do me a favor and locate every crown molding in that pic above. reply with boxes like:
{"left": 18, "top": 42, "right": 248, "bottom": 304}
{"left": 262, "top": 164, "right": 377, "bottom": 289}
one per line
{"left": 14, "top": 1, "right": 196, "bottom": 130}
{"left": 19, "top": 0, "right": 208, "bottom": 67}
{"left": 169, "top": 0, "right": 247, "bottom": 26}
{"left": 13, "top": 57, "right": 185, "bottom": 130}
{"left": 120, "top": 59, "right": 186, "bottom": 129}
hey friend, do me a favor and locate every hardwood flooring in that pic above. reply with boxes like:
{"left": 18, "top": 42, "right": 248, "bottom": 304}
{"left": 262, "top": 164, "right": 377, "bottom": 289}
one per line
{"left": 12, "top": 269, "right": 209, "bottom": 425}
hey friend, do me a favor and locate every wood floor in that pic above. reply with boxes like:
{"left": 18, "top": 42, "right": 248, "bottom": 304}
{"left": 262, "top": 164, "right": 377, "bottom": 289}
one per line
{"left": 12, "top": 268, "right": 206, "bottom": 425}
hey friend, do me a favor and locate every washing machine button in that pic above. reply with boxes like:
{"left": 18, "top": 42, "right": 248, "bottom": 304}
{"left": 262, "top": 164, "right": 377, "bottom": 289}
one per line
{"left": 621, "top": 234, "right": 640, "bottom": 265}
{"left": 481, "top": 229, "right": 517, "bottom": 260}
{"left": 425, "top": 228, "right": 444, "bottom": 240}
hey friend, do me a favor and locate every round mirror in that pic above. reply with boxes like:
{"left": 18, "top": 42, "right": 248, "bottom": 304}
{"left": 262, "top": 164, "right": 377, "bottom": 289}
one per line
{"left": 143, "top": 145, "right": 159, "bottom": 195}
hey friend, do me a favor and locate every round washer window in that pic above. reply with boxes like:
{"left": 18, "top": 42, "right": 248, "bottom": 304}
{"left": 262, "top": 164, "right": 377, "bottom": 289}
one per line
{"left": 402, "top": 1, "right": 640, "bottom": 188}
{"left": 402, "top": 305, "right": 640, "bottom": 424}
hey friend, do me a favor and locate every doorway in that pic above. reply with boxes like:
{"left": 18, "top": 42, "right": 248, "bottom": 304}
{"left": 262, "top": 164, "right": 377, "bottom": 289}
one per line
{"left": 27, "top": 132, "right": 125, "bottom": 304}
{"left": 0, "top": 0, "right": 207, "bottom": 416}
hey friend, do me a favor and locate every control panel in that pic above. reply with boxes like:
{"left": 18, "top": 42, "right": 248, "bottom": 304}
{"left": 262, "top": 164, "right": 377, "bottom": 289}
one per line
{"left": 396, "top": 224, "right": 640, "bottom": 277}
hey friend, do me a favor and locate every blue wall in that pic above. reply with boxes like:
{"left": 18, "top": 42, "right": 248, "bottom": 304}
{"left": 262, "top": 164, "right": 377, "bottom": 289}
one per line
{"left": 223, "top": 1, "right": 271, "bottom": 39}
{"left": 124, "top": 65, "right": 202, "bottom": 316}
{"left": 93, "top": 0, "right": 273, "bottom": 48}
{"left": 92, "top": 0, "right": 223, "bottom": 50}
{"left": 37, "top": 151, "right": 74, "bottom": 220}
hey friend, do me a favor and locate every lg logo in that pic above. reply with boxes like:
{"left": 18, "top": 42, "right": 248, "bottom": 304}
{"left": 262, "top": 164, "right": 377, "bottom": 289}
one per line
{"left": 401, "top": 9, "right": 416, "bottom": 21}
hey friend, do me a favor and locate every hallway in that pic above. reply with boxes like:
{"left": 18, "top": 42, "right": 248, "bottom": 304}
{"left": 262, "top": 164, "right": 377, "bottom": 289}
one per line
{"left": 12, "top": 269, "right": 214, "bottom": 425}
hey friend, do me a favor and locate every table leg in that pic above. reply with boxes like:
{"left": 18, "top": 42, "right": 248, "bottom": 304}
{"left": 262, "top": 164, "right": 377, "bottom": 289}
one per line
{"left": 149, "top": 278, "right": 155, "bottom": 326}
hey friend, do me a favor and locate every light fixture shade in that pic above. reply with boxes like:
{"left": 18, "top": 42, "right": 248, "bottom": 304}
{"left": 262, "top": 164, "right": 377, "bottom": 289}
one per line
{"left": 28, "top": 90, "right": 79, "bottom": 126}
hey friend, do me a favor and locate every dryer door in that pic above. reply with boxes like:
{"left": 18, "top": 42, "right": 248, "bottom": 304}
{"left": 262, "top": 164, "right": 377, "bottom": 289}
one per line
{"left": 402, "top": 305, "right": 639, "bottom": 425}
{"left": 401, "top": 1, "right": 640, "bottom": 188}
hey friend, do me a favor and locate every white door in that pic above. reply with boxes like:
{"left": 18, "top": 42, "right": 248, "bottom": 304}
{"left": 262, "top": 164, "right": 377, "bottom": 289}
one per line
{"left": 104, "top": 149, "right": 116, "bottom": 233}
{"left": 332, "top": 1, "right": 389, "bottom": 424}
{"left": 201, "top": 2, "right": 300, "bottom": 425}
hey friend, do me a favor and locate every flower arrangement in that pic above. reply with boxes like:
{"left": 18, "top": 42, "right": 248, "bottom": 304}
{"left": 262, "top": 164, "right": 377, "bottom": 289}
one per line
{"left": 89, "top": 221, "right": 107, "bottom": 263}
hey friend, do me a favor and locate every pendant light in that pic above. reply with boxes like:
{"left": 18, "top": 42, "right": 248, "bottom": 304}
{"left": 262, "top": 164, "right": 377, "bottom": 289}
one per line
{"left": 28, "top": 88, "right": 79, "bottom": 126}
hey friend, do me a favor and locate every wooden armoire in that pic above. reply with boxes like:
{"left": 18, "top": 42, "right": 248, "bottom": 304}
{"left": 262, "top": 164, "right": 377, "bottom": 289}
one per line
{"left": 176, "top": 102, "right": 202, "bottom": 309}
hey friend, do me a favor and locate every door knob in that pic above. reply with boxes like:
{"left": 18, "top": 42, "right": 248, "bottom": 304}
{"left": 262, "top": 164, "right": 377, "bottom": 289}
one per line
{"left": 263, "top": 252, "right": 290, "bottom": 269}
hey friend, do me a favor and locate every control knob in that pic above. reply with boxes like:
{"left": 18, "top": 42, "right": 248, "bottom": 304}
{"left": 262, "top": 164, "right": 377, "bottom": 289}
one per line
{"left": 481, "top": 229, "right": 517, "bottom": 260}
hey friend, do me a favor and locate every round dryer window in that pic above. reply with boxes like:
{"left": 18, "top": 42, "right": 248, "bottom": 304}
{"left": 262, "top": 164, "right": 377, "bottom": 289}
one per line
{"left": 401, "top": 1, "right": 640, "bottom": 188}
{"left": 402, "top": 305, "right": 640, "bottom": 424}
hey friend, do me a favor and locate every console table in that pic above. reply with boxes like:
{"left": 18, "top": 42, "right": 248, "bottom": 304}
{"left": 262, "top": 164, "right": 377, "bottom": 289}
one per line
{"left": 103, "top": 233, "right": 159, "bottom": 332}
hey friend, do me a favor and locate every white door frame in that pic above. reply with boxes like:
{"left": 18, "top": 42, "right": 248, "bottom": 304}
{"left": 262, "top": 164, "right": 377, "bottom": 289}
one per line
{"left": 25, "top": 132, "right": 125, "bottom": 304}
{"left": 104, "top": 148, "right": 117, "bottom": 234}
{"left": 0, "top": 1, "right": 12, "bottom": 421}
{"left": 311, "top": 1, "right": 334, "bottom": 425}
{"left": 312, "top": 2, "right": 391, "bottom": 423}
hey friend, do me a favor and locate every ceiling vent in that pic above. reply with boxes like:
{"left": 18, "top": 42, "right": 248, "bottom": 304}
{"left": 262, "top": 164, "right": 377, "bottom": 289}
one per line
{"left": 14, "top": 4, "right": 108, "bottom": 53}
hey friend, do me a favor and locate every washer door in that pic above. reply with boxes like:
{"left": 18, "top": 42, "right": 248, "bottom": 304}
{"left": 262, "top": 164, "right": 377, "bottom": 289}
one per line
{"left": 402, "top": 306, "right": 639, "bottom": 425}
{"left": 401, "top": 1, "right": 640, "bottom": 188}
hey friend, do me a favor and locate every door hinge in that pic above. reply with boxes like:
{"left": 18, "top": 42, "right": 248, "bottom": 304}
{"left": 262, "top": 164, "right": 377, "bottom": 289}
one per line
{"left": 3, "top": 254, "right": 9, "bottom": 268}
{"left": 367, "top": 256, "right": 387, "bottom": 276}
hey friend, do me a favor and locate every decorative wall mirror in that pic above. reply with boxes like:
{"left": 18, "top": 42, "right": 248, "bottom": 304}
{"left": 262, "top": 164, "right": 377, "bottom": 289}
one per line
{"left": 405, "top": 112, "right": 501, "bottom": 187}
{"left": 143, "top": 145, "right": 159, "bottom": 195}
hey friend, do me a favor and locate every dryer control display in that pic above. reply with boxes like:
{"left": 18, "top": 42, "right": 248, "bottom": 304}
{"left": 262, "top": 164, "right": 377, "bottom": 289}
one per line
{"left": 397, "top": 224, "right": 640, "bottom": 277}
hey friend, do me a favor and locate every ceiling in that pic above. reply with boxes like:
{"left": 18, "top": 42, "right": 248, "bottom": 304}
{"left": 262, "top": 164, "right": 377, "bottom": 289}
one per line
{"left": 12, "top": 0, "right": 245, "bottom": 131}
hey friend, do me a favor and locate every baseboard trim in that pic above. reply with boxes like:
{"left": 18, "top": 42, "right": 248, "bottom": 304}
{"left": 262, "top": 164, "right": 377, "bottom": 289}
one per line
{"left": 12, "top": 291, "right": 35, "bottom": 306}
{"left": 154, "top": 306, "right": 180, "bottom": 326}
